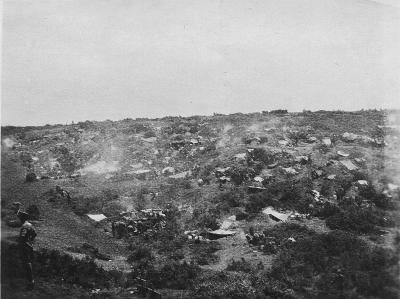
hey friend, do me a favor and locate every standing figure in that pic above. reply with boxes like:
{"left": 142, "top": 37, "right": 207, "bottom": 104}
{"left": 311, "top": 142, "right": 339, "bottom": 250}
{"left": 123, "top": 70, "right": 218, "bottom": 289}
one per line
{"left": 17, "top": 211, "right": 37, "bottom": 290}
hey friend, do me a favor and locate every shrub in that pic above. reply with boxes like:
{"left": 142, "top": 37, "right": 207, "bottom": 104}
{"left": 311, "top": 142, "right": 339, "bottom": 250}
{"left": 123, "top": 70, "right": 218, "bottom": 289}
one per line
{"left": 25, "top": 173, "right": 37, "bottom": 182}
{"left": 143, "top": 130, "right": 156, "bottom": 138}
{"left": 353, "top": 171, "right": 368, "bottom": 181}
{"left": 72, "top": 195, "right": 103, "bottom": 216}
{"left": 359, "top": 185, "right": 393, "bottom": 209}
{"left": 245, "top": 192, "right": 272, "bottom": 214}
{"left": 102, "top": 201, "right": 125, "bottom": 217}
{"left": 287, "top": 130, "right": 309, "bottom": 145}
{"left": 235, "top": 210, "right": 249, "bottom": 221}
{"left": 216, "top": 189, "right": 244, "bottom": 210}
{"left": 326, "top": 206, "right": 391, "bottom": 234}
{"left": 193, "top": 208, "right": 220, "bottom": 230}
{"left": 226, "top": 258, "right": 253, "bottom": 273}
{"left": 191, "top": 271, "right": 259, "bottom": 298}
{"left": 102, "top": 189, "right": 119, "bottom": 201}
{"left": 228, "top": 166, "right": 254, "bottom": 185}
{"left": 270, "top": 109, "right": 288, "bottom": 115}
{"left": 313, "top": 202, "right": 340, "bottom": 218}
{"left": 127, "top": 245, "right": 153, "bottom": 264}
{"left": 247, "top": 148, "right": 275, "bottom": 165}
{"left": 147, "top": 261, "right": 200, "bottom": 289}
{"left": 261, "top": 223, "right": 316, "bottom": 254}
{"left": 191, "top": 241, "right": 221, "bottom": 265}
{"left": 268, "top": 230, "right": 399, "bottom": 298}
{"left": 26, "top": 204, "right": 40, "bottom": 220}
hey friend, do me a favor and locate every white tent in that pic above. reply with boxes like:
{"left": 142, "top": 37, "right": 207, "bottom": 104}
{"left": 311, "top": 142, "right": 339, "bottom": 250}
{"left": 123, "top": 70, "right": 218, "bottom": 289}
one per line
{"left": 87, "top": 214, "right": 107, "bottom": 222}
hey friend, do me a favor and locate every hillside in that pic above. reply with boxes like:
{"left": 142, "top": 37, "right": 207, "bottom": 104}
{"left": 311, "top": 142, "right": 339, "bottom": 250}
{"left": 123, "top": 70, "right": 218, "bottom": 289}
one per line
{"left": 2, "top": 110, "right": 400, "bottom": 298}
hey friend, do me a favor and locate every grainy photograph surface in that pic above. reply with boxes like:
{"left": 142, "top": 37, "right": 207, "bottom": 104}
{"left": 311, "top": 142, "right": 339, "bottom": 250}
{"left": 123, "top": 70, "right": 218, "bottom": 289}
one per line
{"left": 1, "top": 1, "right": 400, "bottom": 298}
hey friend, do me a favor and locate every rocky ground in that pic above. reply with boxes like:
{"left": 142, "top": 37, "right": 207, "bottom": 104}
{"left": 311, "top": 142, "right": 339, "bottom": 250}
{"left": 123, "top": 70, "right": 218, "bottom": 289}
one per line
{"left": 2, "top": 109, "right": 399, "bottom": 298}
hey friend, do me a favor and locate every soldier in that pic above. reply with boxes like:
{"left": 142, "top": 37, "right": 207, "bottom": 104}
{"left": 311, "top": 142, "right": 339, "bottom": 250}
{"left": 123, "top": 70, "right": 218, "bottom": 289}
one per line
{"left": 111, "top": 221, "right": 116, "bottom": 237}
{"left": 18, "top": 211, "right": 37, "bottom": 290}
{"left": 115, "top": 221, "right": 126, "bottom": 239}
{"left": 62, "top": 189, "right": 72, "bottom": 204}
{"left": 55, "top": 185, "right": 62, "bottom": 195}
{"left": 12, "top": 202, "right": 22, "bottom": 215}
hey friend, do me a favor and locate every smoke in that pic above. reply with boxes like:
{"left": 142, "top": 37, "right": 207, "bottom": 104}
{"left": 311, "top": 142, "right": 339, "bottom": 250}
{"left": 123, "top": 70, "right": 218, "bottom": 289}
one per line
{"left": 2, "top": 137, "right": 16, "bottom": 149}
{"left": 80, "top": 160, "right": 120, "bottom": 175}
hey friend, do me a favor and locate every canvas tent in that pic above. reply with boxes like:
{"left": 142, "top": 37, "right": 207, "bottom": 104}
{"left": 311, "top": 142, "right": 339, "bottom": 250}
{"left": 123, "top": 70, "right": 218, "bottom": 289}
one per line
{"left": 263, "top": 207, "right": 290, "bottom": 222}
{"left": 87, "top": 214, "right": 107, "bottom": 222}
{"left": 207, "top": 229, "right": 236, "bottom": 239}
{"left": 340, "top": 160, "right": 358, "bottom": 171}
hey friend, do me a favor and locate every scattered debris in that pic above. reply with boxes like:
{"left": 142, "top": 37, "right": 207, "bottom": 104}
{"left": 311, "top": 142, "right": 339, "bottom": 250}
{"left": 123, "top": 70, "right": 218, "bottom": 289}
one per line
{"left": 342, "top": 132, "right": 358, "bottom": 142}
{"left": 289, "top": 212, "right": 310, "bottom": 221}
{"left": 311, "top": 190, "right": 321, "bottom": 201}
{"left": 215, "top": 167, "right": 231, "bottom": 174}
{"left": 326, "top": 159, "right": 338, "bottom": 166}
{"left": 278, "top": 140, "right": 289, "bottom": 146}
{"left": 162, "top": 166, "right": 175, "bottom": 175}
{"left": 307, "top": 136, "right": 317, "bottom": 143}
{"left": 295, "top": 155, "right": 309, "bottom": 164}
{"left": 282, "top": 167, "right": 298, "bottom": 175}
{"left": 131, "top": 163, "right": 144, "bottom": 169}
{"left": 354, "top": 158, "right": 366, "bottom": 164}
{"left": 254, "top": 176, "right": 264, "bottom": 183}
{"left": 312, "top": 169, "right": 323, "bottom": 178}
{"left": 169, "top": 170, "right": 192, "bottom": 179}
{"left": 322, "top": 138, "right": 332, "bottom": 146}
{"left": 234, "top": 153, "right": 247, "bottom": 161}
{"left": 190, "top": 138, "right": 199, "bottom": 145}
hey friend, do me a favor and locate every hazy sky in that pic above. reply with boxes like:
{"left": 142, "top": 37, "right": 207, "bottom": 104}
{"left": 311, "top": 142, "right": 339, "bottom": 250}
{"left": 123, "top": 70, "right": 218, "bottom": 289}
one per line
{"left": 2, "top": 0, "right": 400, "bottom": 126}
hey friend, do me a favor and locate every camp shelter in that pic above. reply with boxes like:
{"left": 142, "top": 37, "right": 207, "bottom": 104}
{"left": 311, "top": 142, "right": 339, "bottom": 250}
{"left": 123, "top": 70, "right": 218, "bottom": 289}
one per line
{"left": 340, "top": 160, "right": 358, "bottom": 171}
{"left": 248, "top": 186, "right": 267, "bottom": 193}
{"left": 356, "top": 180, "right": 368, "bottom": 185}
{"left": 207, "top": 229, "right": 236, "bottom": 240}
{"left": 262, "top": 207, "right": 290, "bottom": 222}
{"left": 337, "top": 151, "right": 350, "bottom": 157}
{"left": 142, "top": 137, "right": 157, "bottom": 143}
{"left": 87, "top": 214, "right": 107, "bottom": 222}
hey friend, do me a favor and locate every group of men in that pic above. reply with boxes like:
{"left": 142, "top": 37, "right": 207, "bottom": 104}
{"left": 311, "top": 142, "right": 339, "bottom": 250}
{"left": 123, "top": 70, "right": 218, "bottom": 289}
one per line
{"left": 111, "top": 209, "right": 167, "bottom": 239}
